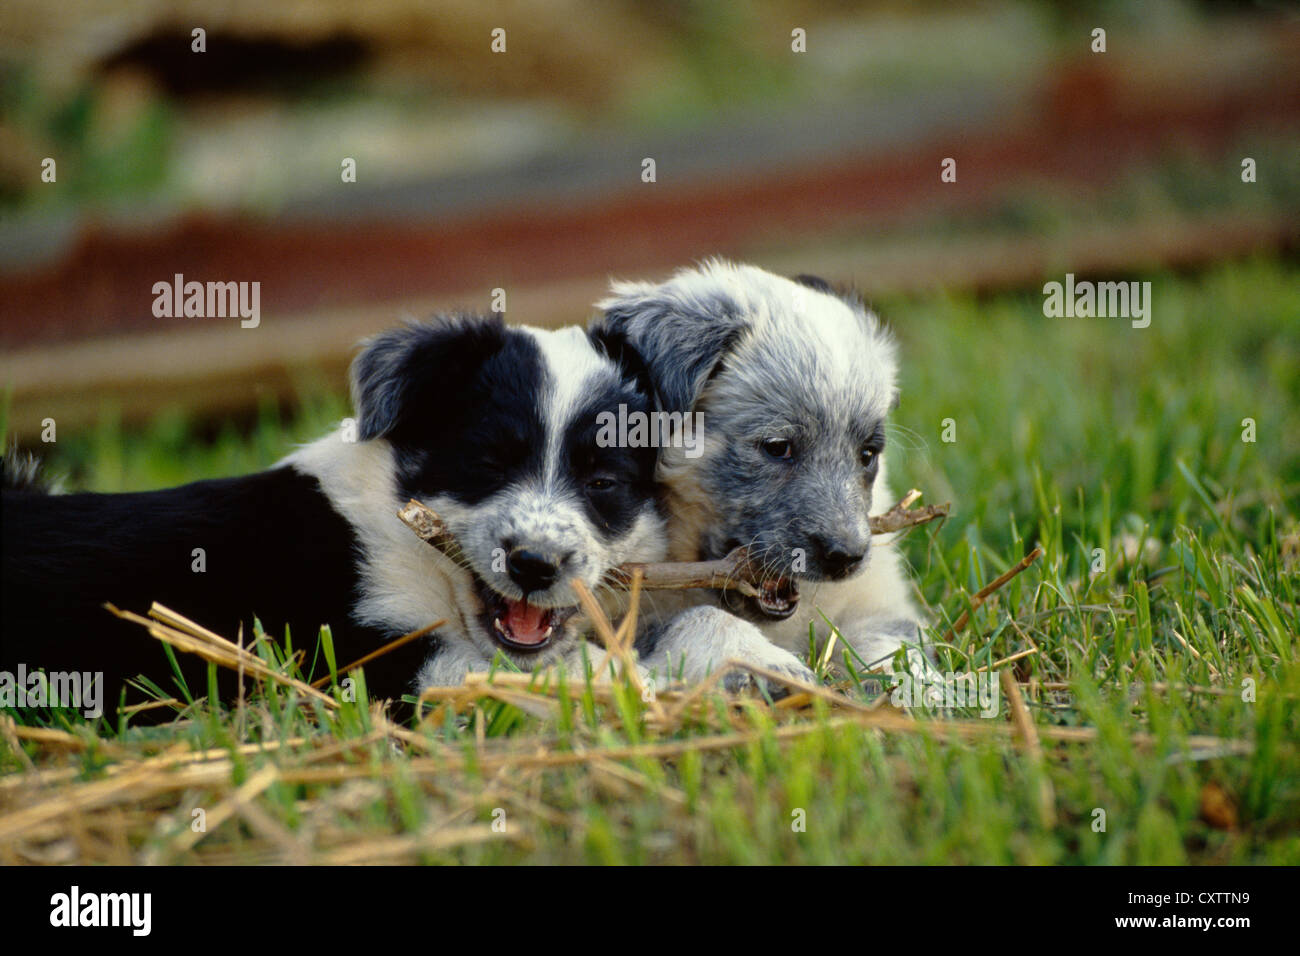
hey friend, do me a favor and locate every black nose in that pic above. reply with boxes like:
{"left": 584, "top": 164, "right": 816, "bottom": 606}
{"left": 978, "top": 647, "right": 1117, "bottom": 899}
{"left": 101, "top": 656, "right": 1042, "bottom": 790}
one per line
{"left": 813, "top": 537, "right": 865, "bottom": 579}
{"left": 506, "top": 548, "right": 562, "bottom": 594}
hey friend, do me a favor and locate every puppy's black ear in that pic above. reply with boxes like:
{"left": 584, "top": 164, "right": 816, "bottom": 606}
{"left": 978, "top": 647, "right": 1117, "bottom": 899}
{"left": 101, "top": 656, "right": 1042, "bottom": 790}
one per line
{"left": 794, "top": 272, "right": 875, "bottom": 327}
{"left": 588, "top": 322, "right": 660, "bottom": 411}
{"left": 792, "top": 273, "right": 834, "bottom": 294}
{"left": 351, "top": 314, "right": 506, "bottom": 441}
{"left": 592, "top": 285, "right": 748, "bottom": 414}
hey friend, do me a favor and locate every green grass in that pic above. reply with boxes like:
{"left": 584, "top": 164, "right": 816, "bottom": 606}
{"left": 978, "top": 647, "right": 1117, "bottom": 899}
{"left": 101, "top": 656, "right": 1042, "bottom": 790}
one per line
{"left": 2, "top": 258, "right": 1297, "bottom": 864}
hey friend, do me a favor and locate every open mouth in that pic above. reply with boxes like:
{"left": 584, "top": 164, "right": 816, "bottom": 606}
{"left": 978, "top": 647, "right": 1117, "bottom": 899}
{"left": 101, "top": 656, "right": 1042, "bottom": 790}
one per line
{"left": 750, "top": 577, "right": 800, "bottom": 620}
{"left": 473, "top": 575, "right": 578, "bottom": 653}
{"left": 716, "top": 540, "right": 802, "bottom": 621}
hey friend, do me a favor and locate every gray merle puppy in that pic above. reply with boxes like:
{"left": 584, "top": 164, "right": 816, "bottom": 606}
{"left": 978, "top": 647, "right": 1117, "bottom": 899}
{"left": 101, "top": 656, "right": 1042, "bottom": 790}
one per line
{"left": 590, "top": 260, "right": 929, "bottom": 680}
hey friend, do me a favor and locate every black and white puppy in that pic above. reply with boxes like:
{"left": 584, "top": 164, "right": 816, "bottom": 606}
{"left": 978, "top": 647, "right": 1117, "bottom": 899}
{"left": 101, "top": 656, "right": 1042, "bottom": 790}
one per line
{"left": 289, "top": 316, "right": 673, "bottom": 690}
{"left": 2, "top": 316, "right": 675, "bottom": 711}
{"left": 592, "top": 260, "right": 929, "bottom": 676}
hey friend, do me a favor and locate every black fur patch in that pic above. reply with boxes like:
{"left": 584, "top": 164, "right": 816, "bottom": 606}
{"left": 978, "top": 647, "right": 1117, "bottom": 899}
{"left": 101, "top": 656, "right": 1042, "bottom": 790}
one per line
{"left": 563, "top": 383, "right": 659, "bottom": 539}
{"left": 1, "top": 468, "right": 425, "bottom": 713}
{"left": 352, "top": 317, "right": 550, "bottom": 504}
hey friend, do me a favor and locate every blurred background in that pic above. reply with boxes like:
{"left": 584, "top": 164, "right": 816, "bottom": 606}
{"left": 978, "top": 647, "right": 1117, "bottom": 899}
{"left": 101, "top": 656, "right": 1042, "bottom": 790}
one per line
{"left": 0, "top": 0, "right": 1297, "bottom": 496}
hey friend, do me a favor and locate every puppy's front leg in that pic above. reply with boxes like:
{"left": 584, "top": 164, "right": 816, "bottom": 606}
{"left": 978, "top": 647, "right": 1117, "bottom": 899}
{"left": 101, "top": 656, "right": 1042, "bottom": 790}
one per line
{"left": 413, "top": 638, "right": 494, "bottom": 690}
{"left": 838, "top": 615, "right": 937, "bottom": 680}
{"left": 820, "top": 542, "right": 938, "bottom": 682}
{"left": 636, "top": 605, "right": 817, "bottom": 697}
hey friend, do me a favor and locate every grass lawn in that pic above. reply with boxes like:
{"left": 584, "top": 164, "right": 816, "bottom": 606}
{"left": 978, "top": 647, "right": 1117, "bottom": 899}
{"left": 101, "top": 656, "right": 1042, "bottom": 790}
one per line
{"left": 2, "top": 257, "right": 1297, "bottom": 864}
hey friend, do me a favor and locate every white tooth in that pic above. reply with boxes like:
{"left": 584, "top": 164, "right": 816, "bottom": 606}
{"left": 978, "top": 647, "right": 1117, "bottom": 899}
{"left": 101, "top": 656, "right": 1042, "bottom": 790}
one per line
{"left": 543, "top": 626, "right": 554, "bottom": 638}
{"left": 494, "top": 618, "right": 507, "bottom": 634}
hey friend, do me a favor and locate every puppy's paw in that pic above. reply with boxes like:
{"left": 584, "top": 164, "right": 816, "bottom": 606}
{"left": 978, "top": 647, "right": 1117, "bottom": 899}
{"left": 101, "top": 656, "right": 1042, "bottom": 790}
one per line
{"left": 847, "top": 618, "right": 932, "bottom": 673}
{"left": 732, "top": 638, "right": 820, "bottom": 700}
{"left": 651, "top": 606, "right": 817, "bottom": 698}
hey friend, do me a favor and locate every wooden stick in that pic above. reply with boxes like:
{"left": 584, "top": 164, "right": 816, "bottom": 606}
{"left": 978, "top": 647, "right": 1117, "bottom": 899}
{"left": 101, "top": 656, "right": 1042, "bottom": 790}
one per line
{"left": 867, "top": 488, "right": 950, "bottom": 535}
{"left": 396, "top": 500, "right": 465, "bottom": 566}
{"left": 941, "top": 546, "right": 1044, "bottom": 645}
{"left": 397, "top": 490, "right": 948, "bottom": 596}
{"left": 610, "top": 551, "right": 761, "bottom": 597}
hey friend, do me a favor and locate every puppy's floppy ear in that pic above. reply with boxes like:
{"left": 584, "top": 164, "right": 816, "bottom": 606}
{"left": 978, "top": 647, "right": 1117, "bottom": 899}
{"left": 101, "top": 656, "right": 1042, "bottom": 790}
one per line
{"left": 588, "top": 322, "right": 660, "bottom": 411}
{"left": 592, "top": 283, "right": 749, "bottom": 414}
{"left": 351, "top": 313, "right": 506, "bottom": 441}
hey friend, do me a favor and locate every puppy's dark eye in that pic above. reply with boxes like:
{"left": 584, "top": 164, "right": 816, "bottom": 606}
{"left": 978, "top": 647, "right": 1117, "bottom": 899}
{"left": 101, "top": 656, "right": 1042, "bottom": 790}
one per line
{"left": 762, "top": 439, "right": 794, "bottom": 461}
{"left": 587, "top": 477, "right": 616, "bottom": 491}
{"left": 860, "top": 446, "right": 880, "bottom": 468}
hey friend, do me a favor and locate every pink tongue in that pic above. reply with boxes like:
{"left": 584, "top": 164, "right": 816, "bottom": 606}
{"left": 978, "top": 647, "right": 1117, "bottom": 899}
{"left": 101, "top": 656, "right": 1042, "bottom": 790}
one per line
{"left": 505, "top": 599, "right": 549, "bottom": 644}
